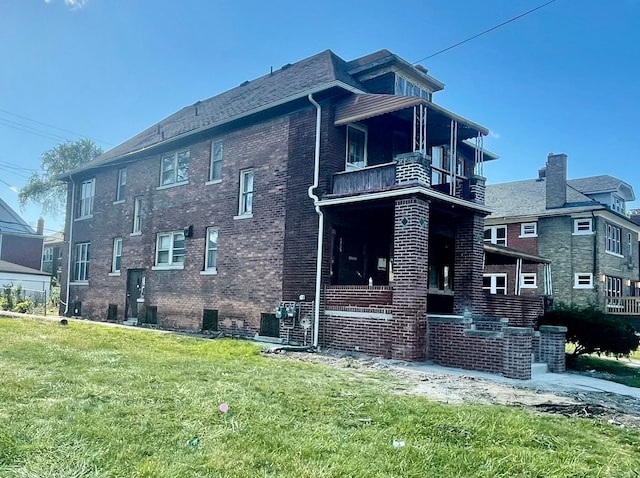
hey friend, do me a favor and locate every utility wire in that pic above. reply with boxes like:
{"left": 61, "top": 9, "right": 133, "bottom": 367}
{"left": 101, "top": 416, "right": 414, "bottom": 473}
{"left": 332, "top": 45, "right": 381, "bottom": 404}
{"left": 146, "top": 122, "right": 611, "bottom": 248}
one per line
{"left": 0, "top": 108, "right": 115, "bottom": 146}
{"left": 0, "top": 118, "right": 69, "bottom": 143}
{"left": 414, "top": 0, "right": 558, "bottom": 62}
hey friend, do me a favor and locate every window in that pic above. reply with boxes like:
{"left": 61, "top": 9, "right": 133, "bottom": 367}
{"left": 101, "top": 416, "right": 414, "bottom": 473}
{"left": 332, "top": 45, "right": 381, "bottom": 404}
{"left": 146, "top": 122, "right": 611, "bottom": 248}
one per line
{"left": 483, "top": 274, "right": 507, "bottom": 295}
{"left": 606, "top": 223, "right": 622, "bottom": 255}
{"left": 574, "top": 273, "right": 593, "bottom": 289}
{"left": 73, "top": 242, "right": 90, "bottom": 282}
{"left": 520, "top": 273, "right": 537, "bottom": 288}
{"left": 160, "top": 149, "right": 190, "bottom": 186}
{"left": 77, "top": 178, "right": 95, "bottom": 218}
{"left": 520, "top": 222, "right": 537, "bottom": 237}
{"left": 394, "top": 75, "right": 432, "bottom": 101}
{"left": 209, "top": 140, "right": 223, "bottom": 182}
{"left": 573, "top": 218, "right": 593, "bottom": 235}
{"left": 112, "top": 238, "right": 122, "bottom": 273}
{"left": 42, "top": 247, "right": 53, "bottom": 262}
{"left": 611, "top": 194, "right": 625, "bottom": 214}
{"left": 116, "top": 168, "right": 126, "bottom": 202}
{"left": 346, "top": 124, "right": 367, "bottom": 170}
{"left": 203, "top": 227, "right": 218, "bottom": 273}
{"left": 484, "top": 226, "right": 507, "bottom": 246}
{"left": 238, "top": 169, "right": 254, "bottom": 216}
{"left": 605, "top": 276, "right": 622, "bottom": 297}
{"left": 154, "top": 231, "right": 185, "bottom": 268}
{"left": 132, "top": 197, "right": 142, "bottom": 234}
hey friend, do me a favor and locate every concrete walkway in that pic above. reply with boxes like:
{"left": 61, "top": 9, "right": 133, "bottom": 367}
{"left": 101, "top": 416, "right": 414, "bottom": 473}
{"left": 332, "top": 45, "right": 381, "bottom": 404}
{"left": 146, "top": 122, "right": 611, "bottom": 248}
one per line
{"left": 397, "top": 361, "right": 640, "bottom": 399}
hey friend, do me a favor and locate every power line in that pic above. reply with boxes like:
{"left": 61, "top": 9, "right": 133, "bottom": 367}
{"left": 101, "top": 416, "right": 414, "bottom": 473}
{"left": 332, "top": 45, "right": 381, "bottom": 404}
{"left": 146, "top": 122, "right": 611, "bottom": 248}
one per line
{"left": 414, "top": 0, "right": 558, "bottom": 63}
{"left": 0, "top": 117, "right": 70, "bottom": 143}
{"left": 0, "top": 108, "right": 115, "bottom": 146}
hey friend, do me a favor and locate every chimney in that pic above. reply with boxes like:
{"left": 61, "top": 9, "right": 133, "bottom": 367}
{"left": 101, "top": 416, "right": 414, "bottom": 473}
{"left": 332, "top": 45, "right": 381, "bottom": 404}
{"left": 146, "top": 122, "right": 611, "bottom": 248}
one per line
{"left": 545, "top": 153, "right": 567, "bottom": 209}
{"left": 36, "top": 217, "right": 44, "bottom": 235}
{"left": 538, "top": 167, "right": 546, "bottom": 180}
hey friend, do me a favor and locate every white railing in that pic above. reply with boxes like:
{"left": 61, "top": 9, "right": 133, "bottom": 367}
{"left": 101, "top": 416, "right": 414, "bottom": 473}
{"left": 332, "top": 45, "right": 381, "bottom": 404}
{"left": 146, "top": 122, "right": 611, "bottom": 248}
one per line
{"left": 605, "top": 297, "right": 640, "bottom": 315}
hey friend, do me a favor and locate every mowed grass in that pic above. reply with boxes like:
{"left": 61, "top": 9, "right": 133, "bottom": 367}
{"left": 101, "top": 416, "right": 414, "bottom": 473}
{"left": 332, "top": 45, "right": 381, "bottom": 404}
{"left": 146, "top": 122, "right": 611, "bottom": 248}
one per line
{"left": 571, "top": 355, "right": 640, "bottom": 388}
{"left": 1, "top": 319, "right": 639, "bottom": 478}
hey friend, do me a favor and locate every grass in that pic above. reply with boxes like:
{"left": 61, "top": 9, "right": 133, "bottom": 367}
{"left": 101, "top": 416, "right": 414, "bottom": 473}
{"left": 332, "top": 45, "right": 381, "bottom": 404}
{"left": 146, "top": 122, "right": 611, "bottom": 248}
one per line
{"left": 571, "top": 355, "right": 640, "bottom": 388}
{"left": 1, "top": 318, "right": 639, "bottom": 477}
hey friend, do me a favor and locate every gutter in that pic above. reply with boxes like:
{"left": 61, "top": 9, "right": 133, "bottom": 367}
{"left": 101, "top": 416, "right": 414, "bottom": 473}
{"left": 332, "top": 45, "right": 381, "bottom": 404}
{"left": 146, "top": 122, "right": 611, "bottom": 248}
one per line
{"left": 307, "top": 94, "right": 323, "bottom": 348}
{"left": 64, "top": 177, "right": 75, "bottom": 315}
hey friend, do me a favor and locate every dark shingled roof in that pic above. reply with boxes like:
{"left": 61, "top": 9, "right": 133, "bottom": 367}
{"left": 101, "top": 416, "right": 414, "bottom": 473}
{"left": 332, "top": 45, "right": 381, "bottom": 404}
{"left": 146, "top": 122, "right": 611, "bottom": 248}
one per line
{"left": 568, "top": 175, "right": 635, "bottom": 200}
{"left": 0, "top": 259, "right": 50, "bottom": 276}
{"left": 66, "top": 49, "right": 366, "bottom": 177}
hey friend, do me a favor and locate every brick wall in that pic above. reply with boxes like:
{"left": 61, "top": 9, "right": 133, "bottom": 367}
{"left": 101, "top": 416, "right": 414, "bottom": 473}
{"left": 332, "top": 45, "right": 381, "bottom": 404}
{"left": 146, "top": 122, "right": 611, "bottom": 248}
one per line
{"left": 453, "top": 213, "right": 485, "bottom": 316}
{"left": 477, "top": 293, "right": 545, "bottom": 328}
{"left": 321, "top": 312, "right": 393, "bottom": 358}
{"left": 539, "top": 325, "right": 566, "bottom": 373}
{"left": 323, "top": 285, "right": 392, "bottom": 309}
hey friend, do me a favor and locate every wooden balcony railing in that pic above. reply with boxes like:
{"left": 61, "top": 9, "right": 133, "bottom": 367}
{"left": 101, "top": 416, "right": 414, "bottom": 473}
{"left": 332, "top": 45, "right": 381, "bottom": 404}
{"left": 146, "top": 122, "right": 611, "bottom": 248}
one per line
{"left": 331, "top": 163, "right": 397, "bottom": 196}
{"left": 605, "top": 297, "right": 640, "bottom": 315}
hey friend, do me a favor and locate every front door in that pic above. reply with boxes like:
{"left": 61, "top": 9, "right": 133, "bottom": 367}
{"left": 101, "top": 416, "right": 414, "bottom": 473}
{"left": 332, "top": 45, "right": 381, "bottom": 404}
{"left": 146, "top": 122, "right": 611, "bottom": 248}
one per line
{"left": 126, "top": 269, "right": 145, "bottom": 319}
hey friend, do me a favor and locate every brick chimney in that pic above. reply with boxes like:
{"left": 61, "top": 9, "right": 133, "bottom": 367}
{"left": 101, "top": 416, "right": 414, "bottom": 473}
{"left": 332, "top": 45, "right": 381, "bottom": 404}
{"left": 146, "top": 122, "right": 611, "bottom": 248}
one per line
{"left": 545, "top": 153, "right": 567, "bottom": 209}
{"left": 36, "top": 217, "right": 44, "bottom": 235}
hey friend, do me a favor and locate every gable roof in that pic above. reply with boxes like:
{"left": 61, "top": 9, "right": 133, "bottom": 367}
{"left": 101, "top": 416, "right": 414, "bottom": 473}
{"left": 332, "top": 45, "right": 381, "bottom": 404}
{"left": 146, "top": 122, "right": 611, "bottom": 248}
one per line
{"left": 64, "top": 50, "right": 366, "bottom": 178}
{"left": 0, "top": 197, "right": 35, "bottom": 235}
{"left": 0, "top": 259, "right": 50, "bottom": 276}
{"left": 568, "top": 175, "right": 635, "bottom": 201}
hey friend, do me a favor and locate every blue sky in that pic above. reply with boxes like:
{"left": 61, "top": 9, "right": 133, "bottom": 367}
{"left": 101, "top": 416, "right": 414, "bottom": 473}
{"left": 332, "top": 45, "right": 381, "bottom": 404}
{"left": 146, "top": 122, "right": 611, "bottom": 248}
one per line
{"left": 2, "top": 0, "right": 639, "bottom": 234}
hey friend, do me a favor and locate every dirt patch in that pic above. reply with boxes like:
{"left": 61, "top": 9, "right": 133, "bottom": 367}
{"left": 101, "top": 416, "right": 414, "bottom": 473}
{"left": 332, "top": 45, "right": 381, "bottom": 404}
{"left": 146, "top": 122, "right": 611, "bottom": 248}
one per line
{"left": 263, "top": 348, "right": 640, "bottom": 430}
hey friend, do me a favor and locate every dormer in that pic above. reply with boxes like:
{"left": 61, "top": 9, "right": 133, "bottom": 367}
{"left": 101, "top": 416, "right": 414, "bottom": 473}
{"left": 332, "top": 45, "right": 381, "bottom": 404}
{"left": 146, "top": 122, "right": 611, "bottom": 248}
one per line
{"left": 346, "top": 50, "right": 444, "bottom": 99}
{"left": 567, "top": 175, "right": 635, "bottom": 215}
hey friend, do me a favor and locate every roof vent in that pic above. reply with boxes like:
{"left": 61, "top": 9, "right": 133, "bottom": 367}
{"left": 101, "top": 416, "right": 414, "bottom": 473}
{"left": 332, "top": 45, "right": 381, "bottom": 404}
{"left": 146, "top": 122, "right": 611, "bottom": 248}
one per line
{"left": 240, "top": 80, "right": 250, "bottom": 87}
{"left": 281, "top": 63, "right": 292, "bottom": 70}
{"left": 415, "top": 64, "right": 428, "bottom": 74}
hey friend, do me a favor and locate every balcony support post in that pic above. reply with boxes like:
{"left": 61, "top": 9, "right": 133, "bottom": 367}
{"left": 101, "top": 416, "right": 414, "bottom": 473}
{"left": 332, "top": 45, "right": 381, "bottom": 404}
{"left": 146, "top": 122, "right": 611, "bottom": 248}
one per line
{"left": 413, "top": 104, "right": 428, "bottom": 154}
{"left": 449, "top": 120, "right": 458, "bottom": 196}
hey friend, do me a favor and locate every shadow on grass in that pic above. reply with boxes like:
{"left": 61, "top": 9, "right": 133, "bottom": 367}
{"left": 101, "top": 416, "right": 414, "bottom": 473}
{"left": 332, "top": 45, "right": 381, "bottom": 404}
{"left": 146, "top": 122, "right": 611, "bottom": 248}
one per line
{"left": 569, "top": 354, "right": 640, "bottom": 388}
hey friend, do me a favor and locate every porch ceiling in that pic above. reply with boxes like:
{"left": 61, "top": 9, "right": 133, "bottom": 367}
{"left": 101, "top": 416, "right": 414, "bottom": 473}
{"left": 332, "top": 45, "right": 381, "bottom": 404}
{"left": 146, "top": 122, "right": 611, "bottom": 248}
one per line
{"left": 333, "top": 94, "right": 489, "bottom": 140}
{"left": 484, "top": 244, "right": 551, "bottom": 265}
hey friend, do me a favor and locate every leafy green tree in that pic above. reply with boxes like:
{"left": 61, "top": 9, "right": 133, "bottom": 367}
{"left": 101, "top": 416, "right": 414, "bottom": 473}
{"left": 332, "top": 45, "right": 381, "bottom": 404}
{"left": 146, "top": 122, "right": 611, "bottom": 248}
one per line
{"left": 19, "top": 138, "right": 102, "bottom": 216}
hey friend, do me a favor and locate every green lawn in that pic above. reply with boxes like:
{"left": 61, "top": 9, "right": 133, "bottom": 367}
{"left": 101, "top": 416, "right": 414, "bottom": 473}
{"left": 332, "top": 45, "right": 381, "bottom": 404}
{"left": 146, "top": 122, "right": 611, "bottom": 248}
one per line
{"left": 571, "top": 355, "right": 640, "bottom": 388}
{"left": 1, "top": 318, "right": 639, "bottom": 477}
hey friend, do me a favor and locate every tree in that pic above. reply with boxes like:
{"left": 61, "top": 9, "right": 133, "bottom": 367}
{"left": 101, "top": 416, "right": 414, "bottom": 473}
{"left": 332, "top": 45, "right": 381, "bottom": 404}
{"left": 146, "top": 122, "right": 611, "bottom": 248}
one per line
{"left": 540, "top": 303, "right": 640, "bottom": 361}
{"left": 19, "top": 138, "right": 102, "bottom": 216}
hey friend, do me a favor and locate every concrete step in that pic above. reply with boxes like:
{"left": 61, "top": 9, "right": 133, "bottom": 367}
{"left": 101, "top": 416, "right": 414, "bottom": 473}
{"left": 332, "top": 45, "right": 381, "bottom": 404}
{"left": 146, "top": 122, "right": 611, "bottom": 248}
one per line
{"left": 531, "top": 362, "right": 548, "bottom": 375}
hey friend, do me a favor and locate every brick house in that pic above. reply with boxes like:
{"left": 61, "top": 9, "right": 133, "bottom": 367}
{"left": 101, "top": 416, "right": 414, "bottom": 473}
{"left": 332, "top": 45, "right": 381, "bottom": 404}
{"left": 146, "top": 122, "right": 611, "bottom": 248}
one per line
{"left": 59, "top": 49, "right": 565, "bottom": 378}
{"left": 485, "top": 153, "right": 640, "bottom": 314}
{"left": 42, "top": 231, "right": 64, "bottom": 283}
{"left": 0, "top": 197, "right": 44, "bottom": 271}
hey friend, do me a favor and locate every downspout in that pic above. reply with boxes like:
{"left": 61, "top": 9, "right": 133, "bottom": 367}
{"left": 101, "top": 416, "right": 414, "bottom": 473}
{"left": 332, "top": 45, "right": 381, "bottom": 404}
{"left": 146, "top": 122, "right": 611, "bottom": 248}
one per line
{"left": 64, "top": 177, "right": 75, "bottom": 316}
{"left": 307, "top": 94, "right": 322, "bottom": 348}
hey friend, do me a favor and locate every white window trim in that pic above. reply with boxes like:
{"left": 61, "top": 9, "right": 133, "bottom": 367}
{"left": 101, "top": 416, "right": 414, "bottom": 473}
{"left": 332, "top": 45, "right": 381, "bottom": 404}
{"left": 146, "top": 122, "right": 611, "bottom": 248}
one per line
{"left": 115, "top": 168, "right": 126, "bottom": 202}
{"left": 519, "top": 222, "right": 537, "bottom": 238}
{"left": 573, "top": 273, "right": 594, "bottom": 289}
{"left": 573, "top": 218, "right": 593, "bottom": 235}
{"left": 153, "top": 231, "right": 185, "bottom": 269}
{"left": 202, "top": 227, "right": 218, "bottom": 274}
{"left": 158, "top": 149, "right": 190, "bottom": 187}
{"left": 42, "top": 247, "right": 53, "bottom": 262}
{"left": 520, "top": 273, "right": 537, "bottom": 289}
{"left": 77, "top": 178, "right": 95, "bottom": 220}
{"left": 73, "top": 242, "right": 90, "bottom": 282}
{"left": 484, "top": 225, "right": 507, "bottom": 246}
{"left": 208, "top": 140, "right": 223, "bottom": 183}
{"left": 605, "top": 223, "right": 622, "bottom": 255}
{"left": 345, "top": 123, "right": 368, "bottom": 171}
{"left": 132, "top": 197, "right": 142, "bottom": 234}
{"left": 111, "top": 238, "right": 122, "bottom": 274}
{"left": 238, "top": 169, "right": 254, "bottom": 217}
{"left": 482, "top": 273, "right": 507, "bottom": 294}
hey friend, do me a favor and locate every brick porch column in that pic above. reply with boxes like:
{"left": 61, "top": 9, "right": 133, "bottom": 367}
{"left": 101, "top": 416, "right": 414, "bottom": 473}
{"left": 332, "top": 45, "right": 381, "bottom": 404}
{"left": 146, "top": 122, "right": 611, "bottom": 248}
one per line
{"left": 391, "top": 197, "right": 429, "bottom": 360}
{"left": 453, "top": 212, "right": 485, "bottom": 316}
{"left": 539, "top": 325, "right": 567, "bottom": 373}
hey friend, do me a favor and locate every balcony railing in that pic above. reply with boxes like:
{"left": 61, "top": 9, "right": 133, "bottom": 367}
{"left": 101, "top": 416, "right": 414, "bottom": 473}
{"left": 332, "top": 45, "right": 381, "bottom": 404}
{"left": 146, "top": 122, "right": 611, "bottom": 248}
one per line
{"left": 332, "top": 162, "right": 397, "bottom": 196}
{"left": 605, "top": 297, "right": 640, "bottom": 315}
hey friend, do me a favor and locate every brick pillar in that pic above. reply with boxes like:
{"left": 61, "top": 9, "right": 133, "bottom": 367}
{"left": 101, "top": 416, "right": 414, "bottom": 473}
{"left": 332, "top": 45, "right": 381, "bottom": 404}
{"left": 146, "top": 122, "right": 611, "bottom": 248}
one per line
{"left": 539, "top": 325, "right": 567, "bottom": 373}
{"left": 469, "top": 175, "right": 486, "bottom": 205}
{"left": 395, "top": 152, "right": 431, "bottom": 186}
{"left": 391, "top": 197, "right": 429, "bottom": 360}
{"left": 453, "top": 212, "right": 485, "bottom": 316}
{"left": 503, "top": 327, "right": 534, "bottom": 380}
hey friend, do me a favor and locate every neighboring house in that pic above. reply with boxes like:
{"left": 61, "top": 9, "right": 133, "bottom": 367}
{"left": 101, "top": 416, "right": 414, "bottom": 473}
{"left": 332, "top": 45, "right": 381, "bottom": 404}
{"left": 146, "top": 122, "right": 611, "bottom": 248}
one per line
{"left": 42, "top": 231, "right": 64, "bottom": 283}
{"left": 59, "top": 49, "right": 566, "bottom": 379}
{"left": 0, "top": 259, "right": 51, "bottom": 302}
{"left": 0, "top": 198, "right": 44, "bottom": 271}
{"left": 485, "top": 153, "right": 640, "bottom": 314}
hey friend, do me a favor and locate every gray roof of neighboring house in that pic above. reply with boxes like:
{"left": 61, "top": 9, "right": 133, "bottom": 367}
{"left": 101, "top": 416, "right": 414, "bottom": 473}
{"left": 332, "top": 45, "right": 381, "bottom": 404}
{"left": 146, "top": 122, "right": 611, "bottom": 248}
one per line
{"left": 568, "top": 175, "right": 635, "bottom": 200}
{"left": 485, "top": 178, "right": 601, "bottom": 218}
{"left": 44, "top": 231, "right": 64, "bottom": 246}
{"left": 64, "top": 50, "right": 366, "bottom": 178}
{"left": 0, "top": 259, "right": 50, "bottom": 277}
{"left": 0, "top": 198, "right": 35, "bottom": 235}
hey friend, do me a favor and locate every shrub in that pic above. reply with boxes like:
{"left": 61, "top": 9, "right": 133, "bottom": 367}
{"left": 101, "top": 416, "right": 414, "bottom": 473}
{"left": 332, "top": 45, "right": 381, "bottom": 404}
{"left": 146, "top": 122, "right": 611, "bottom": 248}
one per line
{"left": 540, "top": 303, "right": 639, "bottom": 359}
{"left": 13, "top": 298, "right": 33, "bottom": 314}
{"left": 0, "top": 296, "right": 8, "bottom": 310}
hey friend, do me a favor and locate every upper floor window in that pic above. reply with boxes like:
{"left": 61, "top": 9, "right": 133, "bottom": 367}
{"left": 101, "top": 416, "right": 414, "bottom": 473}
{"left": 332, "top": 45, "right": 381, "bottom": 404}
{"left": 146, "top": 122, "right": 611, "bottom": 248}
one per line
{"left": 520, "top": 273, "right": 537, "bottom": 288}
{"left": 520, "top": 222, "right": 537, "bottom": 238}
{"left": 606, "top": 223, "right": 622, "bottom": 255}
{"left": 209, "top": 140, "right": 223, "bottom": 182}
{"left": 346, "top": 124, "right": 367, "bottom": 170}
{"left": 605, "top": 276, "right": 622, "bottom": 297}
{"left": 77, "top": 178, "right": 95, "bottom": 219}
{"left": 573, "top": 218, "right": 593, "bottom": 235}
{"left": 154, "top": 231, "right": 185, "bottom": 268}
{"left": 112, "top": 238, "right": 122, "bottom": 273}
{"left": 395, "top": 75, "right": 432, "bottom": 101}
{"left": 573, "top": 273, "right": 593, "bottom": 289}
{"left": 160, "top": 149, "right": 190, "bottom": 186}
{"left": 132, "top": 197, "right": 142, "bottom": 234}
{"left": 42, "top": 247, "right": 53, "bottom": 262}
{"left": 629, "top": 232, "right": 634, "bottom": 258}
{"left": 611, "top": 194, "right": 625, "bottom": 214}
{"left": 116, "top": 168, "right": 126, "bottom": 202}
{"left": 73, "top": 242, "right": 90, "bottom": 282}
{"left": 238, "top": 169, "right": 254, "bottom": 216}
{"left": 484, "top": 225, "right": 507, "bottom": 246}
